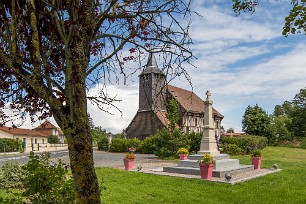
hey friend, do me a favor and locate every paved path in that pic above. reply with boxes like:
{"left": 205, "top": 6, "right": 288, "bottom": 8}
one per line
{"left": 0, "top": 150, "right": 176, "bottom": 170}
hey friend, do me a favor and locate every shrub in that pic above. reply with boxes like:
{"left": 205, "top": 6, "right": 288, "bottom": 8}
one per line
{"left": 221, "top": 135, "right": 267, "bottom": 155}
{"left": 47, "top": 135, "right": 60, "bottom": 144}
{"left": 97, "top": 137, "right": 109, "bottom": 151}
{"left": 0, "top": 138, "right": 22, "bottom": 153}
{"left": 125, "top": 138, "right": 142, "bottom": 151}
{"left": 152, "top": 128, "right": 188, "bottom": 158}
{"left": 223, "top": 144, "right": 242, "bottom": 155}
{"left": 22, "top": 152, "right": 75, "bottom": 204}
{"left": 109, "top": 138, "right": 127, "bottom": 152}
{"left": 185, "top": 132, "right": 202, "bottom": 154}
{"left": 109, "top": 138, "right": 142, "bottom": 152}
{"left": 251, "top": 149, "right": 262, "bottom": 157}
{"left": 139, "top": 137, "right": 156, "bottom": 154}
{"left": 0, "top": 162, "right": 26, "bottom": 189}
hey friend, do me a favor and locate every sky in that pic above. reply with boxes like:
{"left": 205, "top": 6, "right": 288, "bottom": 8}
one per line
{"left": 13, "top": 1, "right": 306, "bottom": 133}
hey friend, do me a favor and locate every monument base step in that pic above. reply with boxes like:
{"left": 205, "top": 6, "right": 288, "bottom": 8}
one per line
{"left": 163, "top": 164, "right": 254, "bottom": 178}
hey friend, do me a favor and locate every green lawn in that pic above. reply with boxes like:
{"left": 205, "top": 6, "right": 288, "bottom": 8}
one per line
{"left": 98, "top": 147, "right": 306, "bottom": 204}
{"left": 1, "top": 147, "right": 305, "bottom": 203}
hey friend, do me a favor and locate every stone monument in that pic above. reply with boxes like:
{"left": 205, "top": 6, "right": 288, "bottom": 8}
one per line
{"left": 163, "top": 91, "right": 254, "bottom": 177}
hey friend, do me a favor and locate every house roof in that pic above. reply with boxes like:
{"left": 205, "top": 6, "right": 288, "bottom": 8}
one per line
{"left": 35, "top": 120, "right": 57, "bottom": 129}
{"left": 155, "top": 110, "right": 170, "bottom": 127}
{"left": 0, "top": 126, "right": 48, "bottom": 137}
{"left": 167, "top": 85, "right": 223, "bottom": 118}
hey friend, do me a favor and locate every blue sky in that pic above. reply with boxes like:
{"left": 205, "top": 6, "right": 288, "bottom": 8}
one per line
{"left": 15, "top": 1, "right": 305, "bottom": 133}
{"left": 86, "top": 1, "right": 306, "bottom": 133}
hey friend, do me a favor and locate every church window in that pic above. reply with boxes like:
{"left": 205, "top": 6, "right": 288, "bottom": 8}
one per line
{"left": 195, "top": 118, "right": 197, "bottom": 126}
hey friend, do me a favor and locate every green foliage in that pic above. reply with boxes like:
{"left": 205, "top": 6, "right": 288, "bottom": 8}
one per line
{"left": 251, "top": 149, "right": 262, "bottom": 157}
{"left": 109, "top": 138, "right": 141, "bottom": 152}
{"left": 22, "top": 152, "right": 76, "bottom": 204}
{"left": 47, "top": 135, "right": 60, "bottom": 144}
{"left": 0, "top": 162, "right": 26, "bottom": 189}
{"left": 226, "top": 128, "right": 235, "bottom": 133}
{"left": 242, "top": 104, "right": 270, "bottom": 136}
{"left": 97, "top": 137, "right": 109, "bottom": 151}
{"left": 152, "top": 128, "right": 187, "bottom": 158}
{"left": 109, "top": 138, "right": 127, "bottom": 152}
{"left": 166, "top": 98, "right": 179, "bottom": 131}
{"left": 91, "top": 126, "right": 108, "bottom": 147}
{"left": 139, "top": 137, "right": 156, "bottom": 154}
{"left": 221, "top": 135, "right": 267, "bottom": 155}
{"left": 0, "top": 138, "right": 22, "bottom": 153}
{"left": 185, "top": 132, "right": 202, "bottom": 154}
{"left": 223, "top": 144, "right": 242, "bottom": 155}
{"left": 290, "top": 88, "right": 306, "bottom": 138}
{"left": 266, "top": 115, "right": 292, "bottom": 145}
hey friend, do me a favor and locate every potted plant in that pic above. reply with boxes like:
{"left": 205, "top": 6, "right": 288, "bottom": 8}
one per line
{"left": 199, "top": 154, "right": 215, "bottom": 180}
{"left": 251, "top": 149, "right": 262, "bottom": 169}
{"left": 123, "top": 152, "right": 136, "bottom": 171}
{"left": 177, "top": 147, "right": 189, "bottom": 160}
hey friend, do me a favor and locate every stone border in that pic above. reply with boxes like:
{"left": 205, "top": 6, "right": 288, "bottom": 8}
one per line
{"left": 141, "top": 167, "right": 282, "bottom": 184}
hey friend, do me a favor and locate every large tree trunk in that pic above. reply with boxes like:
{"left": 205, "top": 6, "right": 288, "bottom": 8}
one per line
{"left": 63, "top": 124, "right": 101, "bottom": 204}
{"left": 55, "top": 38, "right": 101, "bottom": 203}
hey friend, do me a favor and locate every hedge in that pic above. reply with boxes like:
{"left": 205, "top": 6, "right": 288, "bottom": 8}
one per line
{"left": 221, "top": 135, "right": 267, "bottom": 155}
{"left": 0, "top": 138, "right": 22, "bottom": 153}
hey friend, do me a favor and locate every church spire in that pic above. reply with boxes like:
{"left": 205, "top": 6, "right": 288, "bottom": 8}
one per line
{"left": 140, "top": 52, "right": 164, "bottom": 75}
{"left": 146, "top": 52, "right": 158, "bottom": 68}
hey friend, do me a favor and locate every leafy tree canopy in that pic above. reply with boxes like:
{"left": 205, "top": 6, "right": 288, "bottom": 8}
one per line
{"left": 232, "top": 0, "right": 306, "bottom": 36}
{"left": 242, "top": 104, "right": 270, "bottom": 136}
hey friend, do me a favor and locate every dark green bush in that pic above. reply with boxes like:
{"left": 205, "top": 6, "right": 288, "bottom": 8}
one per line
{"left": 0, "top": 138, "right": 21, "bottom": 153}
{"left": 0, "top": 162, "right": 26, "bottom": 189}
{"left": 109, "top": 138, "right": 127, "bottom": 152}
{"left": 223, "top": 144, "right": 242, "bottom": 155}
{"left": 125, "top": 138, "right": 142, "bottom": 151}
{"left": 185, "top": 132, "right": 202, "bottom": 154}
{"left": 221, "top": 135, "right": 267, "bottom": 155}
{"left": 139, "top": 137, "right": 156, "bottom": 154}
{"left": 97, "top": 137, "right": 108, "bottom": 151}
{"left": 47, "top": 135, "right": 60, "bottom": 144}
{"left": 109, "top": 138, "right": 142, "bottom": 152}
{"left": 152, "top": 128, "right": 188, "bottom": 158}
{"left": 22, "top": 152, "right": 75, "bottom": 204}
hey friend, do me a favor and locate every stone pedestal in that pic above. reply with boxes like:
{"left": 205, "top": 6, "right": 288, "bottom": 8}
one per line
{"left": 163, "top": 91, "right": 254, "bottom": 178}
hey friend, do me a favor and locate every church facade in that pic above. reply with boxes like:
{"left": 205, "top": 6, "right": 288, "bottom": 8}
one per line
{"left": 125, "top": 53, "right": 223, "bottom": 140}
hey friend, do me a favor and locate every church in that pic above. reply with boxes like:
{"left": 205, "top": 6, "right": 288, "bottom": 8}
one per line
{"left": 125, "top": 53, "right": 223, "bottom": 140}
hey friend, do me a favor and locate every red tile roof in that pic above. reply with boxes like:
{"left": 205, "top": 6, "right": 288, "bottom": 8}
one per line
{"left": 0, "top": 126, "right": 48, "bottom": 137}
{"left": 35, "top": 120, "right": 58, "bottom": 129}
{"left": 155, "top": 110, "right": 170, "bottom": 127}
{"left": 167, "top": 85, "right": 223, "bottom": 118}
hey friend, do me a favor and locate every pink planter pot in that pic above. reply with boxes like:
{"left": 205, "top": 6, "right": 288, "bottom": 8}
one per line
{"left": 199, "top": 163, "right": 214, "bottom": 180}
{"left": 252, "top": 157, "right": 262, "bottom": 169}
{"left": 179, "top": 154, "right": 188, "bottom": 160}
{"left": 123, "top": 159, "right": 134, "bottom": 170}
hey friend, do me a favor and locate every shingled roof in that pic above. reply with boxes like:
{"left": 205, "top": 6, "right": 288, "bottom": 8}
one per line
{"left": 0, "top": 126, "right": 48, "bottom": 137}
{"left": 167, "top": 85, "right": 223, "bottom": 118}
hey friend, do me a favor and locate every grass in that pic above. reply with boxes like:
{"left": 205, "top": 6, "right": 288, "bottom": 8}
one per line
{"left": 1, "top": 146, "right": 306, "bottom": 203}
{"left": 98, "top": 146, "right": 306, "bottom": 204}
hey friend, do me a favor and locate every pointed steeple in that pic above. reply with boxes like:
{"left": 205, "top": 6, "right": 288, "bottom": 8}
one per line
{"left": 140, "top": 52, "right": 164, "bottom": 75}
{"left": 146, "top": 52, "right": 158, "bottom": 68}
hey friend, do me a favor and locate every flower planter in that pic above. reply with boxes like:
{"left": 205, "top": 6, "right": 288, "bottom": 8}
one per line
{"left": 199, "top": 163, "right": 214, "bottom": 180}
{"left": 179, "top": 154, "right": 188, "bottom": 160}
{"left": 123, "top": 158, "right": 134, "bottom": 170}
{"left": 252, "top": 157, "right": 262, "bottom": 169}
